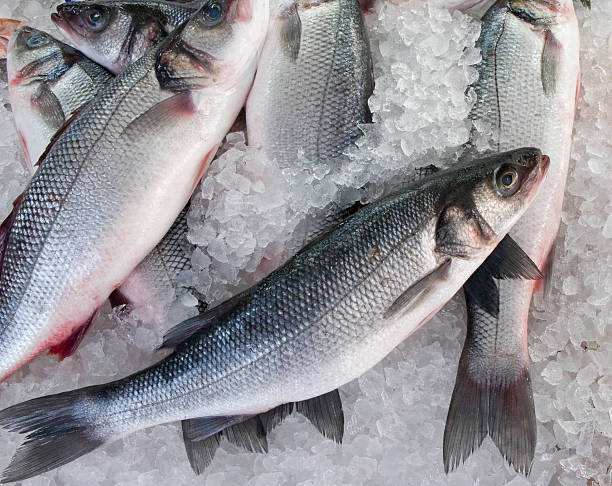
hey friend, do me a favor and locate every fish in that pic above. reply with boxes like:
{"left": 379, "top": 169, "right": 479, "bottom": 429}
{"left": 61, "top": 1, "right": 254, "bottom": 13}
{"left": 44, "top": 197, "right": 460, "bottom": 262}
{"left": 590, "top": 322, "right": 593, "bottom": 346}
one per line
{"left": 0, "top": 0, "right": 269, "bottom": 380}
{"left": 443, "top": 0, "right": 581, "bottom": 475}
{"left": 245, "top": 0, "right": 374, "bottom": 168}
{"left": 2, "top": 23, "right": 199, "bottom": 330}
{"left": 0, "top": 147, "right": 549, "bottom": 483}
{"left": 5, "top": 24, "right": 112, "bottom": 172}
{"left": 52, "top": 0, "right": 198, "bottom": 73}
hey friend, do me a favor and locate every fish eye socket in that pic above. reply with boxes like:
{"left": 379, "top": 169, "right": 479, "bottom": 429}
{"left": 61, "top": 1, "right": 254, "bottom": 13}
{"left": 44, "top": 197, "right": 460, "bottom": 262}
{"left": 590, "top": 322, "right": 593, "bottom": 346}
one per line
{"left": 495, "top": 166, "right": 520, "bottom": 196}
{"left": 83, "top": 7, "right": 108, "bottom": 30}
{"left": 25, "top": 32, "right": 49, "bottom": 49}
{"left": 204, "top": 2, "right": 223, "bottom": 22}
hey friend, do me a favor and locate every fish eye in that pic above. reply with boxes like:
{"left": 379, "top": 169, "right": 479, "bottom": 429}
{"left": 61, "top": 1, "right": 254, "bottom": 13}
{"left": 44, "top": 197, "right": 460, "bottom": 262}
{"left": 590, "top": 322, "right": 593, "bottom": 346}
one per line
{"left": 25, "top": 32, "right": 49, "bottom": 49}
{"left": 203, "top": 1, "right": 224, "bottom": 23}
{"left": 82, "top": 7, "right": 109, "bottom": 31}
{"left": 495, "top": 165, "right": 521, "bottom": 196}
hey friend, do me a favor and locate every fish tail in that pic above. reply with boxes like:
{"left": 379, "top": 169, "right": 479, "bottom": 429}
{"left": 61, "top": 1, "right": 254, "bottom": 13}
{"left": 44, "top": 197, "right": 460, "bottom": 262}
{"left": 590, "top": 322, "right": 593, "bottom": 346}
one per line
{"left": 443, "top": 306, "right": 536, "bottom": 476}
{"left": 0, "top": 385, "right": 108, "bottom": 483}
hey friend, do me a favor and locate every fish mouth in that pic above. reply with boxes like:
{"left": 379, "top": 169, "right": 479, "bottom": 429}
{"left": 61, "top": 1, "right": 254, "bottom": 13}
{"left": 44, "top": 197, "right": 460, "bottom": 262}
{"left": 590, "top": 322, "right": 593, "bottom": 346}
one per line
{"left": 51, "top": 11, "right": 84, "bottom": 41}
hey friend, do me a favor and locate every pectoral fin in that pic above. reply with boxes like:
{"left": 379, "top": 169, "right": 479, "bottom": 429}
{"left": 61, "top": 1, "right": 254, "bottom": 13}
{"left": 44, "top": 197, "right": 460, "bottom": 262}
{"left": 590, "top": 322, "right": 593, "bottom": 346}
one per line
{"left": 278, "top": 2, "right": 302, "bottom": 61}
{"left": 541, "top": 29, "right": 562, "bottom": 95}
{"left": 384, "top": 259, "right": 451, "bottom": 319}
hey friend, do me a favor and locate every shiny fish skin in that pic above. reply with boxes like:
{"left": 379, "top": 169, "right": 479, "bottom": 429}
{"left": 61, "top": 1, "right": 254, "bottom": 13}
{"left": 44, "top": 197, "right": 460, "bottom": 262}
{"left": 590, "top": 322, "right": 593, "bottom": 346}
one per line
{"left": 52, "top": 0, "right": 198, "bottom": 73}
{"left": 444, "top": 0, "right": 580, "bottom": 475}
{"left": 6, "top": 25, "right": 112, "bottom": 171}
{"left": 246, "top": 0, "right": 374, "bottom": 168}
{"left": 0, "top": 0, "right": 269, "bottom": 381}
{"left": 0, "top": 148, "right": 548, "bottom": 482}
{"left": 4, "top": 25, "right": 195, "bottom": 326}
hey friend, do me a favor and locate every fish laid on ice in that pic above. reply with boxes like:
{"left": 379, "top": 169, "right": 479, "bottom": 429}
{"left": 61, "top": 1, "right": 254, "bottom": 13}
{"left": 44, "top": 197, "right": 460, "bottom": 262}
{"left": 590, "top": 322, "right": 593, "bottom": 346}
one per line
{"left": 0, "top": 147, "right": 548, "bottom": 482}
{"left": 444, "top": 0, "right": 581, "bottom": 475}
{"left": 0, "top": 0, "right": 269, "bottom": 380}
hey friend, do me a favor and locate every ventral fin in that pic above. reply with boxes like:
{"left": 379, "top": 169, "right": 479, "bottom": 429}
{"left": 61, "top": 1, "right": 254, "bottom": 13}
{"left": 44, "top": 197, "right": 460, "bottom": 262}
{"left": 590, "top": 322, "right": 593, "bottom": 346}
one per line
{"left": 31, "top": 85, "right": 65, "bottom": 129}
{"left": 48, "top": 308, "right": 100, "bottom": 359}
{"left": 541, "top": 29, "right": 562, "bottom": 95}
{"left": 223, "top": 416, "right": 268, "bottom": 453}
{"left": 158, "top": 290, "right": 246, "bottom": 349}
{"left": 384, "top": 259, "right": 451, "bottom": 320}
{"left": 181, "top": 420, "right": 220, "bottom": 475}
{"left": 278, "top": 2, "right": 302, "bottom": 61}
{"left": 295, "top": 389, "right": 344, "bottom": 443}
{"left": 435, "top": 204, "right": 495, "bottom": 258}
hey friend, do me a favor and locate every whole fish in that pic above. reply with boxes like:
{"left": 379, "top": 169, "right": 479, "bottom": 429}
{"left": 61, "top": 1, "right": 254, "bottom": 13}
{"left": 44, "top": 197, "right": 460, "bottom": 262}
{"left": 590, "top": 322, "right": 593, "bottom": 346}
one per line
{"left": 6, "top": 24, "right": 112, "bottom": 172}
{"left": 0, "top": 0, "right": 269, "bottom": 381}
{"left": 0, "top": 148, "right": 549, "bottom": 482}
{"left": 2, "top": 23, "right": 198, "bottom": 330}
{"left": 245, "top": 0, "right": 374, "bottom": 167}
{"left": 443, "top": 0, "right": 580, "bottom": 475}
{"left": 52, "top": 0, "right": 197, "bottom": 73}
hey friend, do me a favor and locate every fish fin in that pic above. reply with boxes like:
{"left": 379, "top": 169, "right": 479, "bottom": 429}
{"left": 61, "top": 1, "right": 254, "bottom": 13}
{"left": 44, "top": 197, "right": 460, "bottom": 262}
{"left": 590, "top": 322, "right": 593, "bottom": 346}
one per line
{"left": 182, "top": 415, "right": 254, "bottom": 443}
{"left": 278, "top": 3, "right": 302, "bottom": 61}
{"left": 158, "top": 291, "right": 246, "bottom": 349}
{"left": 31, "top": 85, "right": 65, "bottom": 129}
{"left": 0, "top": 386, "right": 106, "bottom": 483}
{"left": 444, "top": 302, "right": 536, "bottom": 476}
{"left": 48, "top": 309, "right": 100, "bottom": 360}
{"left": 121, "top": 92, "right": 196, "bottom": 139}
{"left": 435, "top": 204, "right": 495, "bottom": 258}
{"left": 0, "top": 194, "right": 23, "bottom": 274}
{"left": 181, "top": 420, "right": 220, "bottom": 475}
{"left": 384, "top": 259, "right": 452, "bottom": 320}
{"left": 464, "top": 263, "right": 499, "bottom": 317}
{"left": 223, "top": 416, "right": 268, "bottom": 453}
{"left": 534, "top": 239, "right": 556, "bottom": 306}
{"left": 483, "top": 235, "right": 543, "bottom": 280}
{"left": 259, "top": 403, "right": 294, "bottom": 433}
{"left": 579, "top": 0, "right": 591, "bottom": 9}
{"left": 541, "top": 29, "right": 562, "bottom": 95}
{"left": 109, "top": 289, "right": 132, "bottom": 308}
{"left": 295, "top": 389, "right": 344, "bottom": 443}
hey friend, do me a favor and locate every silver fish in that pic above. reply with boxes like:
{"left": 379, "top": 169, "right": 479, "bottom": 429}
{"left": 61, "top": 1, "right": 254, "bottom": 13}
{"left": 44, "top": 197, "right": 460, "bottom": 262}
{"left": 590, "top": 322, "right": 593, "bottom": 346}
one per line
{"left": 52, "top": 0, "right": 198, "bottom": 73}
{"left": 0, "top": 148, "right": 548, "bottom": 482}
{"left": 6, "top": 24, "right": 112, "bottom": 171}
{"left": 443, "top": 0, "right": 581, "bottom": 475}
{"left": 0, "top": 0, "right": 269, "bottom": 380}
{"left": 245, "top": 0, "right": 374, "bottom": 167}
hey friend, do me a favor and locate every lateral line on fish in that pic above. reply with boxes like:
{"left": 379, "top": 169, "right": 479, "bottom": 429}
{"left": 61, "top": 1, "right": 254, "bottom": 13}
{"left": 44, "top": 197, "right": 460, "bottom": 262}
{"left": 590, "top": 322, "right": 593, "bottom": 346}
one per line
{"left": 493, "top": 15, "right": 506, "bottom": 152}
{"left": 0, "top": 61, "right": 154, "bottom": 337}
{"left": 102, "top": 209, "right": 429, "bottom": 421}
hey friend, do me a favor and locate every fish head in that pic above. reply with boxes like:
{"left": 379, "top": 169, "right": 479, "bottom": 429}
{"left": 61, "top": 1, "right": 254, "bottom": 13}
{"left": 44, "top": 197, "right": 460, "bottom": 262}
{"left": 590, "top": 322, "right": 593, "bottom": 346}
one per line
{"left": 52, "top": 1, "right": 169, "bottom": 73}
{"left": 435, "top": 148, "right": 549, "bottom": 257}
{"left": 504, "top": 0, "right": 574, "bottom": 24}
{"left": 161, "top": 0, "right": 269, "bottom": 88}
{"left": 7, "top": 26, "right": 77, "bottom": 86}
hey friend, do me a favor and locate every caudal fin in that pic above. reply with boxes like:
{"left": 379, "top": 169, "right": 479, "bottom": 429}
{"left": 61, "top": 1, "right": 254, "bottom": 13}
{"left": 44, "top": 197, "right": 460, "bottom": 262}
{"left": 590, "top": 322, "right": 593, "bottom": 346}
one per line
{"left": 0, "top": 386, "right": 107, "bottom": 483}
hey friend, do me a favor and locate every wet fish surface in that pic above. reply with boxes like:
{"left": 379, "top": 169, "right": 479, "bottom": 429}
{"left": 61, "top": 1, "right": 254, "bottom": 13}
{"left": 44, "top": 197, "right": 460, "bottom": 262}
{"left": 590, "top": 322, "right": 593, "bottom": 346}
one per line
{"left": 0, "top": 0, "right": 269, "bottom": 380}
{"left": 246, "top": 0, "right": 374, "bottom": 167}
{"left": 443, "top": 0, "right": 581, "bottom": 475}
{"left": 0, "top": 148, "right": 549, "bottom": 482}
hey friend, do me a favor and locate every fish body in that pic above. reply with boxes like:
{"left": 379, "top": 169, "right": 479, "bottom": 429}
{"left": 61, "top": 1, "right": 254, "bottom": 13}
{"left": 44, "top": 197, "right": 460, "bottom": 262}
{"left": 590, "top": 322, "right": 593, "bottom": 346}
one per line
{"left": 444, "top": 0, "right": 580, "bottom": 474}
{"left": 0, "top": 148, "right": 549, "bottom": 482}
{"left": 246, "top": 0, "right": 373, "bottom": 167}
{"left": 52, "top": 0, "right": 198, "bottom": 73}
{"left": 0, "top": 0, "right": 269, "bottom": 380}
{"left": 6, "top": 25, "right": 112, "bottom": 171}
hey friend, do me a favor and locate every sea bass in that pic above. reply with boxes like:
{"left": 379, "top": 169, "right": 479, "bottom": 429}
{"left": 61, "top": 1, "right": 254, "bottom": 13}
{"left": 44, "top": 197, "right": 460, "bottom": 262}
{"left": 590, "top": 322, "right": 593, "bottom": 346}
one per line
{"left": 443, "top": 0, "right": 580, "bottom": 475}
{"left": 0, "top": 0, "right": 269, "bottom": 381}
{"left": 245, "top": 0, "right": 374, "bottom": 167}
{"left": 5, "top": 24, "right": 112, "bottom": 172}
{"left": 2, "top": 23, "right": 199, "bottom": 329}
{"left": 0, "top": 148, "right": 549, "bottom": 482}
{"left": 52, "top": 0, "right": 197, "bottom": 73}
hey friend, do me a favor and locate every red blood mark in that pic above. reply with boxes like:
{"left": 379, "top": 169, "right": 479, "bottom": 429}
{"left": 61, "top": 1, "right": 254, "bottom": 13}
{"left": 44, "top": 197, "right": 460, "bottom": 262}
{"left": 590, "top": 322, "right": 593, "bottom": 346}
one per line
{"left": 48, "top": 308, "right": 100, "bottom": 360}
{"left": 17, "top": 131, "right": 34, "bottom": 173}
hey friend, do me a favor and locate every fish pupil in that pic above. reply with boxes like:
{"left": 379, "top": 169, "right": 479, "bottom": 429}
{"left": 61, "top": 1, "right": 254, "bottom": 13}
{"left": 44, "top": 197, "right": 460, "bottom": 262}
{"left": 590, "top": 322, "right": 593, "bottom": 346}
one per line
{"left": 502, "top": 173, "right": 513, "bottom": 187}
